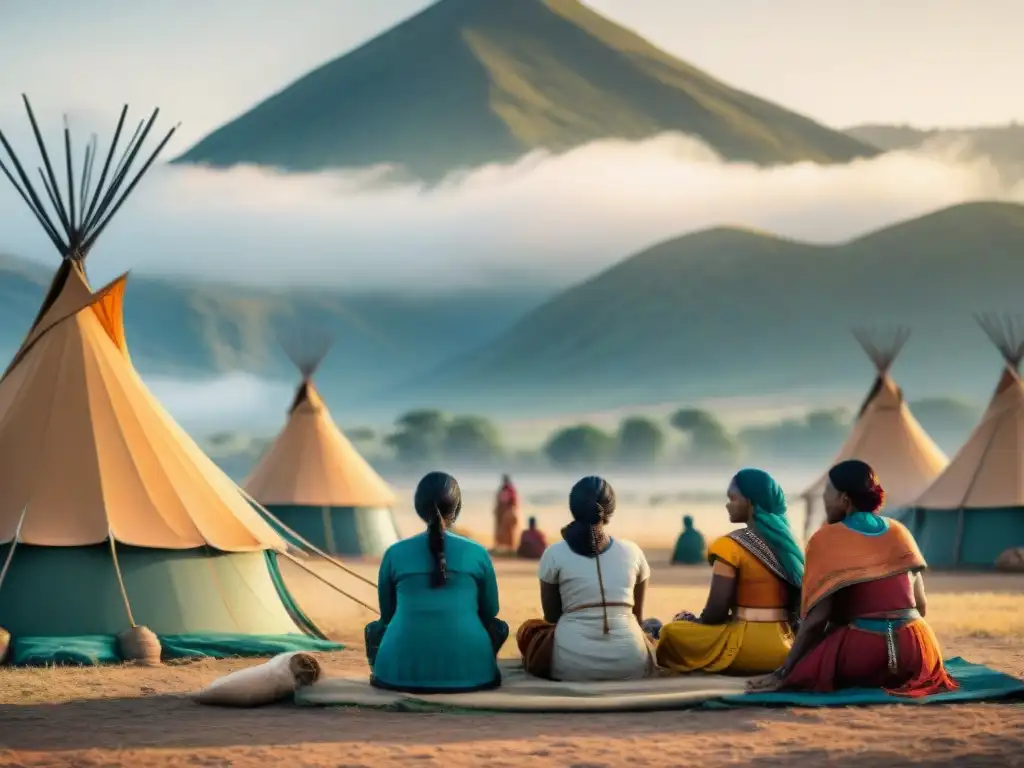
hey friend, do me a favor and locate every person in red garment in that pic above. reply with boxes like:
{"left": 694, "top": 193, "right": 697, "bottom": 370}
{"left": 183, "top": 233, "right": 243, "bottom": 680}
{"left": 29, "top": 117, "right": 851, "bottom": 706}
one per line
{"left": 747, "top": 459, "right": 958, "bottom": 697}
{"left": 516, "top": 517, "right": 548, "bottom": 560}
{"left": 492, "top": 475, "right": 520, "bottom": 555}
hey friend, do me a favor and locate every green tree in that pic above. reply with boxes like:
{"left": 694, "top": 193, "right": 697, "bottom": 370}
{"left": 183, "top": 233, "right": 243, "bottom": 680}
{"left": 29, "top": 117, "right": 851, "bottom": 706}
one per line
{"left": 385, "top": 409, "right": 449, "bottom": 464}
{"left": 443, "top": 415, "right": 504, "bottom": 462}
{"left": 616, "top": 416, "right": 666, "bottom": 464}
{"left": 669, "top": 407, "right": 741, "bottom": 463}
{"left": 737, "top": 408, "right": 850, "bottom": 461}
{"left": 544, "top": 424, "right": 615, "bottom": 468}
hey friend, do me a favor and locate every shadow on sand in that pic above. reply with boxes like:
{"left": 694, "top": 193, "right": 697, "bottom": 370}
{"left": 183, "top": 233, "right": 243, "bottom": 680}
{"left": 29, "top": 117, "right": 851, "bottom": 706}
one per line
{"left": 0, "top": 693, "right": 775, "bottom": 752}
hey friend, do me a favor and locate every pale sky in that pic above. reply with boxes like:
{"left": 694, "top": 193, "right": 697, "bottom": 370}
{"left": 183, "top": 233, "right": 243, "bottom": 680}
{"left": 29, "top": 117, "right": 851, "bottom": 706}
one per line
{"left": 1, "top": 0, "right": 1022, "bottom": 154}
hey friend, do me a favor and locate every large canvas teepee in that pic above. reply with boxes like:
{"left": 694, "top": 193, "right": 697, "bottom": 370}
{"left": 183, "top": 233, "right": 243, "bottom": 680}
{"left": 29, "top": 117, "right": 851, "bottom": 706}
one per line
{"left": 0, "top": 97, "right": 337, "bottom": 660}
{"left": 244, "top": 335, "right": 399, "bottom": 556}
{"left": 802, "top": 328, "right": 948, "bottom": 539}
{"left": 902, "top": 314, "right": 1024, "bottom": 568}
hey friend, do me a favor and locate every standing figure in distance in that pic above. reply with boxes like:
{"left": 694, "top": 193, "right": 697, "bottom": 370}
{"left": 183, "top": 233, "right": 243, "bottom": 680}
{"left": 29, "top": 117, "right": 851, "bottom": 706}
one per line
{"left": 493, "top": 474, "right": 520, "bottom": 556}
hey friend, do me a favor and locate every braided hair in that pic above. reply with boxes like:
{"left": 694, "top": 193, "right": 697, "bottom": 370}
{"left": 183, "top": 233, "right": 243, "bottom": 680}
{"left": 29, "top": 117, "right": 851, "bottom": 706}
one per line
{"left": 563, "top": 476, "right": 617, "bottom": 634}
{"left": 414, "top": 471, "right": 462, "bottom": 588}
{"left": 566, "top": 476, "right": 616, "bottom": 555}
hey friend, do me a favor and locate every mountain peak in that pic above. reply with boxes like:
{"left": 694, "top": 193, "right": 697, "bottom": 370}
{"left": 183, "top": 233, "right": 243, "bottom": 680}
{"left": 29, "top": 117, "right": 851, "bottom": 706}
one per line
{"left": 175, "top": 0, "right": 875, "bottom": 182}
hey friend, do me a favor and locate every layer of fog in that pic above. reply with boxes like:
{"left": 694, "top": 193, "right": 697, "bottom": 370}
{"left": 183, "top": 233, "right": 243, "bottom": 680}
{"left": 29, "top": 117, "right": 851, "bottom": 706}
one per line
{"left": 146, "top": 367, "right": 875, "bottom": 436}
{"left": 0, "top": 127, "right": 1018, "bottom": 291}
{"left": 144, "top": 371, "right": 292, "bottom": 432}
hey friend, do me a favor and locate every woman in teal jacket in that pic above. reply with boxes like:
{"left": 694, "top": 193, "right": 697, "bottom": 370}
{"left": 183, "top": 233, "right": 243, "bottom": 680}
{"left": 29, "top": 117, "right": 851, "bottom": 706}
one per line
{"left": 365, "top": 471, "right": 508, "bottom": 692}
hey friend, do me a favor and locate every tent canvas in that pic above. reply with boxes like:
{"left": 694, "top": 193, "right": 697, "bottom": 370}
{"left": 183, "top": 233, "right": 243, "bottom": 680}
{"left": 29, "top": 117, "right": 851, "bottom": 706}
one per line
{"left": 0, "top": 96, "right": 343, "bottom": 662}
{"left": 901, "top": 314, "right": 1024, "bottom": 568}
{"left": 802, "top": 328, "right": 948, "bottom": 539}
{"left": 244, "top": 334, "right": 398, "bottom": 557}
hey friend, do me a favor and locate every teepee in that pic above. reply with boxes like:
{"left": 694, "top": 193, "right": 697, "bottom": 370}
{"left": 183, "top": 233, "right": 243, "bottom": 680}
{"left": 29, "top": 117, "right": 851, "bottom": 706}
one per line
{"left": 0, "top": 96, "right": 337, "bottom": 661}
{"left": 902, "top": 314, "right": 1024, "bottom": 568}
{"left": 802, "top": 328, "right": 948, "bottom": 539}
{"left": 244, "top": 333, "right": 398, "bottom": 556}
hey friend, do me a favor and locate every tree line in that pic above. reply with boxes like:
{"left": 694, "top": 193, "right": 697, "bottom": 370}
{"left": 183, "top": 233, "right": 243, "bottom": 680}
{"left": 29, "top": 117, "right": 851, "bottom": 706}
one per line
{"left": 342, "top": 397, "right": 976, "bottom": 469}
{"left": 206, "top": 396, "right": 976, "bottom": 472}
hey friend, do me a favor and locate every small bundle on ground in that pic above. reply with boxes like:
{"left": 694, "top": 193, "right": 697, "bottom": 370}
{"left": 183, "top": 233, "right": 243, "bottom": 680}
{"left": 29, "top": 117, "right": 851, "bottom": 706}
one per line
{"left": 195, "top": 652, "right": 324, "bottom": 707}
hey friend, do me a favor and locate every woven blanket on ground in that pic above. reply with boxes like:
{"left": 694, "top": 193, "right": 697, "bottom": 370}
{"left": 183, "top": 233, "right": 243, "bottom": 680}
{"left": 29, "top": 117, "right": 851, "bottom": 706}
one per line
{"left": 294, "top": 658, "right": 1023, "bottom": 712}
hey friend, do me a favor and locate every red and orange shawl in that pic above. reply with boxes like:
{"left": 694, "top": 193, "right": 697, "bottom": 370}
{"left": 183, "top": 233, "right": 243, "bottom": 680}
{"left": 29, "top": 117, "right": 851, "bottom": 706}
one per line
{"left": 800, "top": 519, "right": 926, "bottom": 618}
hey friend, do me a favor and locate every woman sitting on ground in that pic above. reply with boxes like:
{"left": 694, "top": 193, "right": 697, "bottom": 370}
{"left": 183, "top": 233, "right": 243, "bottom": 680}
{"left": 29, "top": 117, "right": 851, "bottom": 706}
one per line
{"left": 365, "top": 471, "right": 508, "bottom": 692}
{"left": 671, "top": 514, "right": 707, "bottom": 565}
{"left": 517, "top": 516, "right": 548, "bottom": 560}
{"left": 516, "top": 476, "right": 656, "bottom": 681}
{"left": 656, "top": 468, "right": 804, "bottom": 675}
{"left": 748, "top": 460, "right": 958, "bottom": 696}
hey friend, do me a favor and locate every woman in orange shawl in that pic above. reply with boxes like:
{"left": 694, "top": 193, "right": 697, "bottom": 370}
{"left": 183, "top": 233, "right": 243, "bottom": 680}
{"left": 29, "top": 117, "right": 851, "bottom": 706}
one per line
{"left": 748, "top": 460, "right": 957, "bottom": 696}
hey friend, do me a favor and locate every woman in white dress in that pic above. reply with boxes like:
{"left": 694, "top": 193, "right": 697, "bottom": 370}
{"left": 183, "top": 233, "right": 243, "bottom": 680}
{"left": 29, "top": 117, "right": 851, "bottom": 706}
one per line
{"left": 516, "top": 476, "right": 655, "bottom": 681}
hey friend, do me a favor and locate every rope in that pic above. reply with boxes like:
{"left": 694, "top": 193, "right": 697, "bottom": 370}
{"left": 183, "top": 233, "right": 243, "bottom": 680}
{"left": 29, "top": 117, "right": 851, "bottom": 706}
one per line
{"left": 0, "top": 505, "right": 29, "bottom": 595}
{"left": 278, "top": 549, "right": 379, "bottom": 615}
{"left": 595, "top": 552, "right": 610, "bottom": 635}
{"left": 108, "top": 536, "right": 137, "bottom": 627}
{"left": 237, "top": 487, "right": 377, "bottom": 589}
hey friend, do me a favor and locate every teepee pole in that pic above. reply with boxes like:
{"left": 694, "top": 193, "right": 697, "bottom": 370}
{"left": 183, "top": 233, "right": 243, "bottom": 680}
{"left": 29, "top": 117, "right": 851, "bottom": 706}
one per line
{"left": 22, "top": 96, "right": 73, "bottom": 236}
{"left": 79, "top": 105, "right": 128, "bottom": 231}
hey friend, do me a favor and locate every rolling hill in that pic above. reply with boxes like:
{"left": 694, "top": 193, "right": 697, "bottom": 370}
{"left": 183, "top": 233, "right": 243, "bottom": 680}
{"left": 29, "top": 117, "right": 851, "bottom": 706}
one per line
{"left": 845, "top": 123, "right": 1024, "bottom": 183}
{"left": 175, "top": 0, "right": 876, "bottom": 182}
{"left": 389, "top": 201, "right": 1024, "bottom": 413}
{"left": 0, "top": 254, "right": 543, "bottom": 410}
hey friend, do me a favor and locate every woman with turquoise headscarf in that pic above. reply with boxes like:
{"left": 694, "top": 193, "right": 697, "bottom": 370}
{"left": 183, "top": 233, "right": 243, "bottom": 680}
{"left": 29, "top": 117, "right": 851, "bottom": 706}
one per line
{"left": 656, "top": 468, "right": 805, "bottom": 675}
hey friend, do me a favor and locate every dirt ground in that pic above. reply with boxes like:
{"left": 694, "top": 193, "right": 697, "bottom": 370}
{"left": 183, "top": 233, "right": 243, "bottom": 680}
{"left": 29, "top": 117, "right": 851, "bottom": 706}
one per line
{"left": 1, "top": 554, "right": 1022, "bottom": 768}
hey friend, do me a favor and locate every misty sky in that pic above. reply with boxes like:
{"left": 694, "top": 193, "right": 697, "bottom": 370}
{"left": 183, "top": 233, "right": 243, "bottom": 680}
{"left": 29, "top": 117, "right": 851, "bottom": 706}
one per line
{"left": 2, "top": 0, "right": 1022, "bottom": 152}
{"left": 0, "top": 1, "right": 1022, "bottom": 289}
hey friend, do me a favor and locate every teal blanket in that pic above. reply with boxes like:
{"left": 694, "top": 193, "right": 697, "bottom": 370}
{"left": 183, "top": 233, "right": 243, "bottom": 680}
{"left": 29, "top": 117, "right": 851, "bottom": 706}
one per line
{"left": 7, "top": 632, "right": 343, "bottom": 667}
{"left": 714, "top": 658, "right": 1023, "bottom": 708}
{"left": 294, "top": 657, "right": 1022, "bottom": 712}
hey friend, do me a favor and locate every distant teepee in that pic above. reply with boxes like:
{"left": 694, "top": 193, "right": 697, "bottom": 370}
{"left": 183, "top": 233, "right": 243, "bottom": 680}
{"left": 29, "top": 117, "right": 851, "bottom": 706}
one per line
{"left": 244, "top": 331, "right": 398, "bottom": 556}
{"left": 0, "top": 96, "right": 340, "bottom": 661}
{"left": 802, "top": 327, "right": 948, "bottom": 539}
{"left": 903, "top": 313, "right": 1024, "bottom": 568}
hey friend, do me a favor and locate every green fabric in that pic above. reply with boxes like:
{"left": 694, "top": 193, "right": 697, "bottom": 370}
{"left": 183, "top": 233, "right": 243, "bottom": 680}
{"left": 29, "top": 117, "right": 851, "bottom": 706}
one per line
{"left": 851, "top": 609, "right": 920, "bottom": 632}
{"left": 843, "top": 510, "right": 890, "bottom": 535}
{"left": 8, "top": 632, "right": 342, "bottom": 667}
{"left": 0, "top": 544, "right": 307, "bottom": 637}
{"left": 904, "top": 507, "right": 1024, "bottom": 568}
{"left": 10, "top": 635, "right": 121, "bottom": 666}
{"left": 264, "top": 551, "right": 328, "bottom": 639}
{"left": 731, "top": 468, "right": 805, "bottom": 585}
{"left": 158, "top": 633, "right": 342, "bottom": 659}
{"left": 266, "top": 504, "right": 399, "bottom": 556}
{"left": 371, "top": 531, "right": 503, "bottom": 691}
{"left": 718, "top": 658, "right": 1023, "bottom": 708}
{"left": 671, "top": 516, "right": 706, "bottom": 564}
